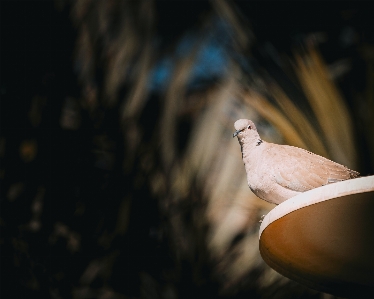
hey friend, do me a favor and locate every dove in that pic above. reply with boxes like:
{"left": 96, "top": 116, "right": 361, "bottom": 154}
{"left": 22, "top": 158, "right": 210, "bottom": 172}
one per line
{"left": 233, "top": 119, "right": 359, "bottom": 204}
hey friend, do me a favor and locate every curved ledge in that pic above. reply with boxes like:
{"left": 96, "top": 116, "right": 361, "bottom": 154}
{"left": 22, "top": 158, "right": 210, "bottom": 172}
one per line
{"left": 259, "top": 176, "right": 374, "bottom": 238}
{"left": 259, "top": 175, "right": 374, "bottom": 297}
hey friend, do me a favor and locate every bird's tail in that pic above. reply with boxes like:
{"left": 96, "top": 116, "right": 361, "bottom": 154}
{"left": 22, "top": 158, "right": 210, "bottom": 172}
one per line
{"left": 349, "top": 169, "right": 360, "bottom": 179}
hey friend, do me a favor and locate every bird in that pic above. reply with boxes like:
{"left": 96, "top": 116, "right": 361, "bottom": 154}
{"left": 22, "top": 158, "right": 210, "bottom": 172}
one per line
{"left": 233, "top": 119, "right": 359, "bottom": 204}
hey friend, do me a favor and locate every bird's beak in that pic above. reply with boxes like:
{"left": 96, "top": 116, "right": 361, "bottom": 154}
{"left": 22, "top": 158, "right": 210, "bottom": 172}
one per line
{"left": 233, "top": 130, "right": 241, "bottom": 138}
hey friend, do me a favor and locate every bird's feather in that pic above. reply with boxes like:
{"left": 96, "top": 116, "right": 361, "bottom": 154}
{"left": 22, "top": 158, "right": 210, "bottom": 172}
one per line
{"left": 269, "top": 144, "right": 359, "bottom": 192}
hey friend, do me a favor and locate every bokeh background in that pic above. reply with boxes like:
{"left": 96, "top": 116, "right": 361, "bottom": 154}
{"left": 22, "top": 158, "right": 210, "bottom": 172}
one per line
{"left": 1, "top": 1, "right": 373, "bottom": 298}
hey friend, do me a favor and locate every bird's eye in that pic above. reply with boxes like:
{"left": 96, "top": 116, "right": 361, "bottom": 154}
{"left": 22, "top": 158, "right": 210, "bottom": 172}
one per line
{"left": 247, "top": 125, "right": 251, "bottom": 129}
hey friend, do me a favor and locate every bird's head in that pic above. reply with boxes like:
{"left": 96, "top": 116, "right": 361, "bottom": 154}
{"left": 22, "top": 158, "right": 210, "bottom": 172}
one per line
{"left": 233, "top": 119, "right": 258, "bottom": 140}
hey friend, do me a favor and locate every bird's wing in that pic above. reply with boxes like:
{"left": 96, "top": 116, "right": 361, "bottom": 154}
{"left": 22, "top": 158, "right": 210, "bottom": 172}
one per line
{"left": 268, "top": 144, "right": 359, "bottom": 192}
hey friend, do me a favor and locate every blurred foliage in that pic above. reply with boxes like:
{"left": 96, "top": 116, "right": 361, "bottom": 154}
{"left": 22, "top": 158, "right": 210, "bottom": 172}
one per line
{"left": 1, "top": 1, "right": 373, "bottom": 298}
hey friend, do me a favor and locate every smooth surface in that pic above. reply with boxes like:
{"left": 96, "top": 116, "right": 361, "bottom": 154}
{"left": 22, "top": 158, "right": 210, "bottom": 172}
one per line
{"left": 259, "top": 176, "right": 374, "bottom": 298}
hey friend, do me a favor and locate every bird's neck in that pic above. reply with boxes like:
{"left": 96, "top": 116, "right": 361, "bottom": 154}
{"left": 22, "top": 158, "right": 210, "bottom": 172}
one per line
{"left": 240, "top": 136, "right": 263, "bottom": 161}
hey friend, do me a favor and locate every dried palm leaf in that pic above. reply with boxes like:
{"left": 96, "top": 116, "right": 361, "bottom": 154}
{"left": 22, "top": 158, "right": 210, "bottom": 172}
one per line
{"left": 294, "top": 46, "right": 357, "bottom": 167}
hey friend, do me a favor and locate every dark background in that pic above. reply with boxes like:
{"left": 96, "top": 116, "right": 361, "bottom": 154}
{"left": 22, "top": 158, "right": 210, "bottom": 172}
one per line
{"left": 1, "top": 1, "right": 373, "bottom": 298}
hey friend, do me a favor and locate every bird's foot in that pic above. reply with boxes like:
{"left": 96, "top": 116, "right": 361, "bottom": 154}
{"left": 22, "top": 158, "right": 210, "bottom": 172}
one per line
{"left": 259, "top": 215, "right": 266, "bottom": 223}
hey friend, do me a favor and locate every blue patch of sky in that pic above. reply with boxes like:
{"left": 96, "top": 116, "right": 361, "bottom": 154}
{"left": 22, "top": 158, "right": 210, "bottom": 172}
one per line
{"left": 148, "top": 18, "right": 238, "bottom": 92}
